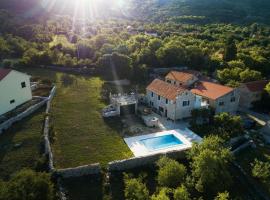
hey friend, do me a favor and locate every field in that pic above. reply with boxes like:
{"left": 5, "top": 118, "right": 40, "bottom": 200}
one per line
{"left": 50, "top": 73, "right": 133, "bottom": 168}
{"left": 0, "top": 108, "right": 45, "bottom": 180}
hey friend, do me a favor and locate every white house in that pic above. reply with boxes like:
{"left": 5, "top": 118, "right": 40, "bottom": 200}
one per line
{"left": 0, "top": 69, "right": 32, "bottom": 116}
{"left": 238, "top": 80, "right": 268, "bottom": 109}
{"left": 165, "top": 71, "right": 198, "bottom": 87}
{"left": 146, "top": 79, "right": 195, "bottom": 120}
{"left": 191, "top": 81, "right": 240, "bottom": 114}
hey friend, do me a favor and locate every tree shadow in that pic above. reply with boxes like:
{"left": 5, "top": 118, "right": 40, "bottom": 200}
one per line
{"left": 62, "top": 174, "right": 103, "bottom": 200}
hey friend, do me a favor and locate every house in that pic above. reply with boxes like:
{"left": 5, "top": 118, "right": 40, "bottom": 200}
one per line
{"left": 238, "top": 80, "right": 268, "bottom": 108}
{"left": 191, "top": 81, "right": 239, "bottom": 114}
{"left": 165, "top": 71, "right": 198, "bottom": 87}
{"left": 146, "top": 79, "right": 195, "bottom": 120}
{"left": 0, "top": 69, "right": 32, "bottom": 116}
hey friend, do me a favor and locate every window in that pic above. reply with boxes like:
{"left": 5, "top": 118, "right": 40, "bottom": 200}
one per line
{"left": 10, "top": 99, "right": 15, "bottom": 104}
{"left": 231, "top": 97, "right": 236, "bottom": 102}
{"left": 219, "top": 102, "right": 224, "bottom": 106}
{"left": 159, "top": 107, "right": 164, "bottom": 112}
{"left": 183, "top": 101, "right": 190, "bottom": 107}
{"left": 151, "top": 92, "right": 153, "bottom": 97}
{"left": 174, "top": 81, "right": 176, "bottom": 85}
{"left": 167, "top": 80, "right": 171, "bottom": 83}
{"left": 158, "top": 95, "right": 160, "bottom": 100}
{"left": 166, "top": 99, "right": 168, "bottom": 104}
{"left": 21, "top": 82, "right": 26, "bottom": 88}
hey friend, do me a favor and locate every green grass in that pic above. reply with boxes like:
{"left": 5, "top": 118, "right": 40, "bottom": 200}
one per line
{"left": 51, "top": 74, "right": 133, "bottom": 168}
{"left": 0, "top": 108, "right": 45, "bottom": 180}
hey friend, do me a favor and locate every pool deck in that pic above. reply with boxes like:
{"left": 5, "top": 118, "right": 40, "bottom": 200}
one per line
{"left": 124, "top": 129, "right": 202, "bottom": 157}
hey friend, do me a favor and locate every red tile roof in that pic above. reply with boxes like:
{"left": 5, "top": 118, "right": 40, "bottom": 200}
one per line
{"left": 147, "top": 79, "right": 186, "bottom": 100}
{"left": 0, "top": 69, "right": 12, "bottom": 81}
{"left": 191, "top": 81, "right": 233, "bottom": 100}
{"left": 244, "top": 80, "right": 268, "bottom": 92}
{"left": 165, "top": 71, "right": 196, "bottom": 83}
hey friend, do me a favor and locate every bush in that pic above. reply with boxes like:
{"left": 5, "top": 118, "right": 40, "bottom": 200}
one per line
{"left": 151, "top": 188, "right": 170, "bottom": 200}
{"left": 251, "top": 159, "right": 270, "bottom": 181}
{"left": 157, "top": 157, "right": 187, "bottom": 188}
{"left": 174, "top": 185, "right": 191, "bottom": 200}
{"left": 215, "top": 191, "right": 230, "bottom": 200}
{"left": 0, "top": 169, "right": 54, "bottom": 200}
{"left": 124, "top": 173, "right": 150, "bottom": 200}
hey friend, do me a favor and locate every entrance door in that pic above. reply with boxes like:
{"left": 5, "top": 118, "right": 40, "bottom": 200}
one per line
{"left": 165, "top": 109, "right": 168, "bottom": 117}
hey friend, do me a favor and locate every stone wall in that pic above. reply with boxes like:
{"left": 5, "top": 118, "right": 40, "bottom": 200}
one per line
{"left": 43, "top": 86, "right": 56, "bottom": 171}
{"left": 55, "top": 164, "right": 101, "bottom": 178}
{"left": 0, "top": 98, "right": 48, "bottom": 135}
{"left": 108, "top": 150, "right": 187, "bottom": 172}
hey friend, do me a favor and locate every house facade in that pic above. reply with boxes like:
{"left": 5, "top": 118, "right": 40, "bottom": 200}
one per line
{"left": 238, "top": 80, "right": 268, "bottom": 109}
{"left": 165, "top": 71, "right": 198, "bottom": 87}
{"left": 146, "top": 79, "right": 195, "bottom": 120}
{"left": 191, "top": 81, "right": 240, "bottom": 114}
{"left": 0, "top": 69, "right": 32, "bottom": 116}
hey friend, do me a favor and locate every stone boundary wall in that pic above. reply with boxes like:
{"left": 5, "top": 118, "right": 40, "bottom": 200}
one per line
{"left": 0, "top": 98, "right": 48, "bottom": 135}
{"left": 43, "top": 86, "right": 56, "bottom": 171}
{"left": 108, "top": 150, "right": 187, "bottom": 172}
{"left": 55, "top": 164, "right": 101, "bottom": 178}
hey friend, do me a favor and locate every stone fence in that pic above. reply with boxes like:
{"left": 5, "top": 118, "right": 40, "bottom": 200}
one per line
{"left": 55, "top": 164, "right": 101, "bottom": 179}
{"left": 108, "top": 150, "right": 187, "bottom": 172}
{"left": 0, "top": 98, "right": 48, "bottom": 135}
{"left": 43, "top": 86, "right": 56, "bottom": 171}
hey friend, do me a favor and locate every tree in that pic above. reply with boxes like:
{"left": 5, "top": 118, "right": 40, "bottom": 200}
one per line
{"left": 156, "top": 157, "right": 187, "bottom": 188}
{"left": 0, "top": 169, "right": 54, "bottom": 200}
{"left": 215, "top": 191, "right": 230, "bottom": 200}
{"left": 251, "top": 159, "right": 270, "bottom": 181}
{"left": 151, "top": 188, "right": 170, "bottom": 200}
{"left": 174, "top": 185, "right": 191, "bottom": 200}
{"left": 239, "top": 69, "right": 262, "bottom": 82}
{"left": 224, "top": 37, "right": 237, "bottom": 62}
{"left": 264, "top": 82, "right": 270, "bottom": 95}
{"left": 188, "top": 135, "right": 233, "bottom": 193}
{"left": 124, "top": 174, "right": 150, "bottom": 200}
{"left": 214, "top": 112, "right": 243, "bottom": 139}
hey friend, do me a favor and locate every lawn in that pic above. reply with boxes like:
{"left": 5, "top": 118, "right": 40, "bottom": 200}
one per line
{"left": 0, "top": 108, "right": 45, "bottom": 180}
{"left": 50, "top": 74, "right": 133, "bottom": 168}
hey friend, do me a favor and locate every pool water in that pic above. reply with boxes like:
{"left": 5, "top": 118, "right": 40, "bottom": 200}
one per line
{"left": 140, "top": 134, "right": 183, "bottom": 151}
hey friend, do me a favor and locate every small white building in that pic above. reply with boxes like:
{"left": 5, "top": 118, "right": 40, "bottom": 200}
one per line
{"left": 146, "top": 79, "right": 195, "bottom": 120}
{"left": 0, "top": 69, "right": 32, "bottom": 116}
{"left": 102, "top": 93, "right": 138, "bottom": 117}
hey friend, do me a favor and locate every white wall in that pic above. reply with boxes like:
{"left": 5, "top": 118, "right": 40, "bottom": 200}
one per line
{"left": 146, "top": 89, "right": 195, "bottom": 120}
{"left": 0, "top": 71, "right": 32, "bottom": 116}
{"left": 213, "top": 90, "right": 240, "bottom": 114}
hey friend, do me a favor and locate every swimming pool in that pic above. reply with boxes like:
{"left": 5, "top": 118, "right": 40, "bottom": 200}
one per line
{"left": 140, "top": 134, "right": 183, "bottom": 151}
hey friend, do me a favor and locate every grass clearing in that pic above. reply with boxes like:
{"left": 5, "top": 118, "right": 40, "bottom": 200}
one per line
{"left": 51, "top": 74, "right": 133, "bottom": 168}
{"left": 0, "top": 108, "right": 45, "bottom": 180}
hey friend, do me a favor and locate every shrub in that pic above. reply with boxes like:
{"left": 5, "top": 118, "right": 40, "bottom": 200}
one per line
{"left": 251, "top": 159, "right": 270, "bottom": 181}
{"left": 151, "top": 188, "right": 170, "bottom": 200}
{"left": 174, "top": 185, "right": 191, "bottom": 200}
{"left": 124, "top": 173, "right": 150, "bottom": 200}
{"left": 0, "top": 169, "right": 54, "bottom": 200}
{"left": 157, "top": 157, "right": 187, "bottom": 188}
{"left": 215, "top": 191, "right": 230, "bottom": 200}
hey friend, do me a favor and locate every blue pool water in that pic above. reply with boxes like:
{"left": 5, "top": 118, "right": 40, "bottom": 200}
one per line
{"left": 140, "top": 134, "right": 183, "bottom": 151}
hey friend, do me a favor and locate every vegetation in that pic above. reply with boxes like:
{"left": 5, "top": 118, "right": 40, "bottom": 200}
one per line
{"left": 0, "top": 169, "right": 55, "bottom": 200}
{"left": 50, "top": 73, "right": 132, "bottom": 168}
{"left": 0, "top": 108, "right": 45, "bottom": 180}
